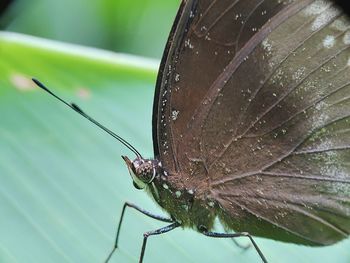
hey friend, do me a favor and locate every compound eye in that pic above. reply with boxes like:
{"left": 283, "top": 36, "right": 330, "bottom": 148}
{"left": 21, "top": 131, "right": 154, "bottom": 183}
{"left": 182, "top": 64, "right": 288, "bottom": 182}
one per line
{"left": 133, "top": 181, "right": 143, "bottom": 190}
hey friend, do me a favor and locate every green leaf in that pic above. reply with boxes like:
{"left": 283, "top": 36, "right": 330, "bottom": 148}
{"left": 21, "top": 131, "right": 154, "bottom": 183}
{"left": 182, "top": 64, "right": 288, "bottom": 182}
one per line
{"left": 2, "top": 0, "right": 179, "bottom": 58}
{"left": 0, "top": 32, "right": 349, "bottom": 263}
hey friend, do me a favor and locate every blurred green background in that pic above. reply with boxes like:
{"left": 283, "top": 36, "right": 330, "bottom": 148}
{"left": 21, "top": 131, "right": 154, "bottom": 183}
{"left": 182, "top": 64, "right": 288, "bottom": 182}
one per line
{"left": 0, "top": 0, "right": 179, "bottom": 58}
{"left": 0, "top": 1, "right": 350, "bottom": 263}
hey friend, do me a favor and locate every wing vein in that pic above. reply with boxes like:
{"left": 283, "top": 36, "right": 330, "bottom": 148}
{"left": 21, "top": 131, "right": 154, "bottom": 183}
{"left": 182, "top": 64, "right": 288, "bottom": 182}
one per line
{"left": 209, "top": 9, "right": 346, "bottom": 168}
{"left": 294, "top": 145, "right": 350, "bottom": 155}
{"left": 194, "top": 0, "right": 239, "bottom": 38}
{"left": 213, "top": 114, "right": 350, "bottom": 186}
{"left": 234, "top": 0, "right": 265, "bottom": 51}
{"left": 245, "top": 77, "right": 350, "bottom": 139}
{"left": 260, "top": 171, "right": 350, "bottom": 183}
{"left": 232, "top": 6, "right": 331, "bottom": 139}
{"left": 219, "top": 196, "right": 348, "bottom": 243}
{"left": 240, "top": 26, "right": 349, "bottom": 138}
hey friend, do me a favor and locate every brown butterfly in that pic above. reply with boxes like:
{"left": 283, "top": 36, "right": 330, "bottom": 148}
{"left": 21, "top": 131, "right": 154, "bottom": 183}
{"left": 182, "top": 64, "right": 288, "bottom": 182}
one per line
{"left": 35, "top": 0, "right": 350, "bottom": 262}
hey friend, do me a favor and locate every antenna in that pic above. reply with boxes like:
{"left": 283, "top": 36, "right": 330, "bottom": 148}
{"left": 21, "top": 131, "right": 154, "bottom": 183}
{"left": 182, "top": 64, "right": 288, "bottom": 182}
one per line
{"left": 32, "top": 78, "right": 142, "bottom": 158}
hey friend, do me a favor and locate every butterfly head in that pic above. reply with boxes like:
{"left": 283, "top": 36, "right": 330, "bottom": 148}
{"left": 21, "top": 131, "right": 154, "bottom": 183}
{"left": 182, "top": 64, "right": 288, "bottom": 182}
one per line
{"left": 122, "top": 156, "right": 157, "bottom": 190}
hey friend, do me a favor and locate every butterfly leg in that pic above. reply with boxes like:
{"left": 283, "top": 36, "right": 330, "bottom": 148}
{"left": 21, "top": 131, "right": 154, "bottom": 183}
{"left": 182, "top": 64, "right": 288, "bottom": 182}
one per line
{"left": 139, "top": 222, "right": 180, "bottom": 263}
{"left": 104, "top": 202, "right": 174, "bottom": 263}
{"left": 199, "top": 227, "right": 267, "bottom": 263}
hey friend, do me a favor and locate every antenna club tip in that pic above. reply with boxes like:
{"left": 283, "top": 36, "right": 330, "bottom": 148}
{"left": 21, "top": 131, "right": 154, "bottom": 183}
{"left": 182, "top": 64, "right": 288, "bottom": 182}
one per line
{"left": 32, "top": 77, "right": 40, "bottom": 85}
{"left": 32, "top": 78, "right": 47, "bottom": 90}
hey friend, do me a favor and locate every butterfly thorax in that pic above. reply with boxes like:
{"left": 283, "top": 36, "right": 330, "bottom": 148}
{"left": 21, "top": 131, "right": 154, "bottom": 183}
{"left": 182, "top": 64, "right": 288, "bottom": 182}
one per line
{"left": 123, "top": 156, "right": 217, "bottom": 231}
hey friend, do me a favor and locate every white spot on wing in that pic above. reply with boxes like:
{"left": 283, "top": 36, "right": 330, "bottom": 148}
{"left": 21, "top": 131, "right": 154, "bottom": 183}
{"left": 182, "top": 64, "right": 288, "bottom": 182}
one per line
{"left": 311, "top": 7, "right": 340, "bottom": 31}
{"left": 330, "top": 19, "right": 349, "bottom": 31}
{"left": 303, "top": 0, "right": 331, "bottom": 16}
{"left": 172, "top": 110, "right": 179, "bottom": 121}
{"left": 323, "top": 35, "right": 335, "bottom": 48}
{"left": 343, "top": 31, "right": 350, "bottom": 45}
{"left": 262, "top": 38, "right": 272, "bottom": 54}
{"left": 174, "top": 73, "right": 180, "bottom": 82}
{"left": 312, "top": 101, "right": 329, "bottom": 131}
{"left": 292, "top": 66, "right": 306, "bottom": 81}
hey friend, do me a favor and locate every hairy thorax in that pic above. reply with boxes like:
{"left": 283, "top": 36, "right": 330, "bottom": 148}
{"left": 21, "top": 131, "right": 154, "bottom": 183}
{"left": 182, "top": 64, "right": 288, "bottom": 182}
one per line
{"left": 147, "top": 164, "right": 218, "bottom": 231}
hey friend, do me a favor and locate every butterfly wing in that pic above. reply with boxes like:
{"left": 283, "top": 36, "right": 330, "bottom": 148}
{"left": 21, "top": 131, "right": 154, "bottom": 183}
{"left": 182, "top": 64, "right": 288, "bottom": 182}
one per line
{"left": 153, "top": 0, "right": 350, "bottom": 245}
{"left": 153, "top": 0, "right": 296, "bottom": 174}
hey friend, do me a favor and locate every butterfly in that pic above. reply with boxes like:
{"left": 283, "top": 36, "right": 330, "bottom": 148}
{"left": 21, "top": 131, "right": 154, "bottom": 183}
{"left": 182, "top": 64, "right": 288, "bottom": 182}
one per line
{"left": 34, "top": 0, "right": 350, "bottom": 262}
